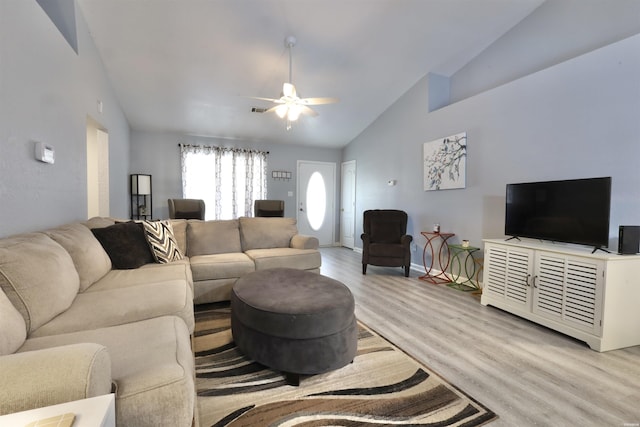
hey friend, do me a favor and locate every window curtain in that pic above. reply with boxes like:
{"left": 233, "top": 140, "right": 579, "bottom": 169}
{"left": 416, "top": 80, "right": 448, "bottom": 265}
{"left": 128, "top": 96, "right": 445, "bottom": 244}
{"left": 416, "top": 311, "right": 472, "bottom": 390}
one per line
{"left": 179, "top": 144, "right": 268, "bottom": 220}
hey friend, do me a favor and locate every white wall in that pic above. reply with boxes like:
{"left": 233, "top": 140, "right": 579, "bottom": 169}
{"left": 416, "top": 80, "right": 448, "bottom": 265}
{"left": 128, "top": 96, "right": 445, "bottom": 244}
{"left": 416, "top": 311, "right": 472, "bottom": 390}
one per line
{"left": 344, "top": 33, "right": 640, "bottom": 266}
{"left": 0, "top": 0, "right": 130, "bottom": 237}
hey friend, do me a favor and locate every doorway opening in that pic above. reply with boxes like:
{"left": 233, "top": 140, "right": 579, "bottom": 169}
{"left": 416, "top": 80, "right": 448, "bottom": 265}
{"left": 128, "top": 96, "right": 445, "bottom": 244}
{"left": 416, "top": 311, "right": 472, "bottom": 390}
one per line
{"left": 86, "top": 117, "right": 109, "bottom": 218}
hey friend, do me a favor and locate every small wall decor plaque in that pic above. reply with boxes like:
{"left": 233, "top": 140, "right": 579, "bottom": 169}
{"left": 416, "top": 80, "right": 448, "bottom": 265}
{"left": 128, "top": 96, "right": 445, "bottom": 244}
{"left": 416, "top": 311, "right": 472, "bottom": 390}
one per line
{"left": 272, "top": 170, "right": 292, "bottom": 181}
{"left": 423, "top": 132, "right": 467, "bottom": 191}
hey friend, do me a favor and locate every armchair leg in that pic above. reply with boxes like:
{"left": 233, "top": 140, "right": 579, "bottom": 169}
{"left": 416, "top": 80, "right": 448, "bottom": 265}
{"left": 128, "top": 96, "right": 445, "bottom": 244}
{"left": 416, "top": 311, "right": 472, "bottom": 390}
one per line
{"left": 362, "top": 264, "right": 367, "bottom": 275}
{"left": 404, "top": 266, "right": 410, "bottom": 277}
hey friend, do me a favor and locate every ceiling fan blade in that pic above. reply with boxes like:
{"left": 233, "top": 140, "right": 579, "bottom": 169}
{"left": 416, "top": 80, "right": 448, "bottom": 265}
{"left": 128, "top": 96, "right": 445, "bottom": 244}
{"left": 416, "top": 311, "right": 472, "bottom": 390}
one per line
{"left": 247, "top": 96, "right": 285, "bottom": 104}
{"left": 283, "top": 82, "right": 297, "bottom": 98}
{"left": 300, "top": 105, "right": 318, "bottom": 117}
{"left": 300, "top": 97, "right": 339, "bottom": 105}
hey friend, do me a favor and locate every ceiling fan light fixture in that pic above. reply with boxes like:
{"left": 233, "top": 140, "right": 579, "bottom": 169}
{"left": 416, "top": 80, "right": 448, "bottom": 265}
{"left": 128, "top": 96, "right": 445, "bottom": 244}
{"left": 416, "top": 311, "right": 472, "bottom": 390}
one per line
{"left": 249, "top": 35, "right": 337, "bottom": 131}
{"left": 287, "top": 104, "right": 302, "bottom": 121}
{"left": 275, "top": 104, "right": 288, "bottom": 119}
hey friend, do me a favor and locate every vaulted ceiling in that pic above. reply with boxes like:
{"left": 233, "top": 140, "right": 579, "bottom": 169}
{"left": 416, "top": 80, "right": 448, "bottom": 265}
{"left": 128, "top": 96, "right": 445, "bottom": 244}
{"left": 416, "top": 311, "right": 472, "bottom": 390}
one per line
{"left": 77, "top": 0, "right": 544, "bottom": 148}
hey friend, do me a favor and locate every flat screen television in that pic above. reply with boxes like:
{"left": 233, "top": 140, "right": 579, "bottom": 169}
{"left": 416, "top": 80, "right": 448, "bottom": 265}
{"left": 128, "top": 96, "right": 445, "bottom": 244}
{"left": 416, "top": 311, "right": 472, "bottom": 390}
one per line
{"left": 505, "top": 177, "right": 611, "bottom": 249}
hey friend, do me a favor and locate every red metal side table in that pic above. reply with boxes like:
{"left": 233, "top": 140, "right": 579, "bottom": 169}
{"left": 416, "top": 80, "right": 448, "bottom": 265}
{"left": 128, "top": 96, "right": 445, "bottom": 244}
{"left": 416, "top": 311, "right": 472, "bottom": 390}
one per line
{"left": 419, "top": 231, "right": 455, "bottom": 284}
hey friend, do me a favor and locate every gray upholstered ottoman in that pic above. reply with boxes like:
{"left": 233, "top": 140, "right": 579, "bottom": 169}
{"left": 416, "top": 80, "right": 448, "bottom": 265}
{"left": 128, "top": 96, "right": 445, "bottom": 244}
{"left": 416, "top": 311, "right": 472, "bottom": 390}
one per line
{"left": 231, "top": 268, "right": 357, "bottom": 385}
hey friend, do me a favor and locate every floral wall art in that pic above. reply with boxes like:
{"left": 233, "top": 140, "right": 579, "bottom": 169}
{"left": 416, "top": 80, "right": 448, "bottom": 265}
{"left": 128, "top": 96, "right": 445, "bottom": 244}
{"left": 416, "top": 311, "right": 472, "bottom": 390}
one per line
{"left": 423, "top": 132, "right": 467, "bottom": 191}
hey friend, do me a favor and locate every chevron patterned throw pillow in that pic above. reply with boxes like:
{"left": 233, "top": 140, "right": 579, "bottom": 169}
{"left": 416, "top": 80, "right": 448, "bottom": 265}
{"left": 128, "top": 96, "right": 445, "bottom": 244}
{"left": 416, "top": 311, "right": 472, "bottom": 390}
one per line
{"left": 142, "top": 220, "right": 184, "bottom": 263}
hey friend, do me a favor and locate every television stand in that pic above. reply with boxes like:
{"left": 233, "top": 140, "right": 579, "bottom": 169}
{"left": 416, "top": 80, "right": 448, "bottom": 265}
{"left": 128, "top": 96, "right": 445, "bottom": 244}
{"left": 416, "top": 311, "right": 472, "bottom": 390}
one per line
{"left": 592, "top": 246, "right": 610, "bottom": 254}
{"left": 505, "top": 236, "right": 520, "bottom": 242}
{"left": 481, "top": 238, "right": 640, "bottom": 351}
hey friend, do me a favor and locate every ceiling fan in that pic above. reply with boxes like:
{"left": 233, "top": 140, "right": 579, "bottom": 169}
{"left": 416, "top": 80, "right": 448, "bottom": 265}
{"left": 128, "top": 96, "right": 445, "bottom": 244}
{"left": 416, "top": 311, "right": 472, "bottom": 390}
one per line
{"left": 252, "top": 36, "right": 338, "bottom": 130}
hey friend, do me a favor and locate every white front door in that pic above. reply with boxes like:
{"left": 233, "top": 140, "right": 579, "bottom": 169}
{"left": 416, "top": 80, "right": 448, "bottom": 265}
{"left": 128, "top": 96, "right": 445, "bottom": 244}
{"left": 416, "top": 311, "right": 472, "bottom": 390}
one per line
{"left": 297, "top": 161, "right": 335, "bottom": 246}
{"left": 340, "top": 160, "right": 356, "bottom": 248}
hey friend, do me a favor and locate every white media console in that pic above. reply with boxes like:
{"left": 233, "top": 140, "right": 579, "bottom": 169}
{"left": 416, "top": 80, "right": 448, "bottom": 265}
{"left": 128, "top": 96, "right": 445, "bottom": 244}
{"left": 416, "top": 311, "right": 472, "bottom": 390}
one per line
{"left": 480, "top": 238, "right": 640, "bottom": 352}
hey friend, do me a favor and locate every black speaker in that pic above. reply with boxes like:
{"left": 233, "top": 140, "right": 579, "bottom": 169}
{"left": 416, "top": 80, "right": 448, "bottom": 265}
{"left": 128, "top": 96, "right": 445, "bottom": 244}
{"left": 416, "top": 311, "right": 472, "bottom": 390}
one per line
{"left": 618, "top": 226, "right": 640, "bottom": 255}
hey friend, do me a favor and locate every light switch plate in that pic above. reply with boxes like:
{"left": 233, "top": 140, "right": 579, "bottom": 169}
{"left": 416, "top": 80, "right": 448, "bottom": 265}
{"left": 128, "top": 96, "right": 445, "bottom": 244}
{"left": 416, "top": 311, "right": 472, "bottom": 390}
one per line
{"left": 35, "top": 141, "right": 55, "bottom": 164}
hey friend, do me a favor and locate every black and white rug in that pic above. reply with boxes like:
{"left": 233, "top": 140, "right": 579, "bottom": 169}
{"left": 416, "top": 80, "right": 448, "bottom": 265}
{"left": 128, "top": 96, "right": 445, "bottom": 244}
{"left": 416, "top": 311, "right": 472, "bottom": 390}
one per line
{"left": 194, "top": 303, "right": 497, "bottom": 427}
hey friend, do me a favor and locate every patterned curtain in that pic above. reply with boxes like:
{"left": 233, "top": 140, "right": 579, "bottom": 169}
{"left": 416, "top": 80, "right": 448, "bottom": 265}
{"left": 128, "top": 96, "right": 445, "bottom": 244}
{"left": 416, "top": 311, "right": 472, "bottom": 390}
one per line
{"left": 179, "top": 144, "right": 268, "bottom": 220}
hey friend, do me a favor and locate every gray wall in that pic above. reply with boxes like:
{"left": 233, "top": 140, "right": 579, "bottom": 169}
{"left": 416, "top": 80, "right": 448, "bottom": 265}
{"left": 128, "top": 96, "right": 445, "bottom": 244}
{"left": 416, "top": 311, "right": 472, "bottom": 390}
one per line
{"left": 0, "top": 1, "right": 130, "bottom": 237}
{"left": 130, "top": 131, "right": 342, "bottom": 238}
{"left": 450, "top": 0, "right": 640, "bottom": 102}
{"left": 344, "top": 33, "right": 640, "bottom": 266}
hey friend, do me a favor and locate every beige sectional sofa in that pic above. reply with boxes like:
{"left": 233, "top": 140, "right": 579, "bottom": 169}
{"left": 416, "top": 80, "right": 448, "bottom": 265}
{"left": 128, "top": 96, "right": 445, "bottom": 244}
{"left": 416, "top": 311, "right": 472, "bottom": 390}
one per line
{"left": 0, "top": 216, "right": 320, "bottom": 426}
{"left": 184, "top": 217, "right": 321, "bottom": 303}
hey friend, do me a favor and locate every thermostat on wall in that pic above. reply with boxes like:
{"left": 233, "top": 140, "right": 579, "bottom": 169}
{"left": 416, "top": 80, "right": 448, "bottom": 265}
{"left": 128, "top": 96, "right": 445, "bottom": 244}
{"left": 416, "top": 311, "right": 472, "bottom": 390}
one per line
{"left": 35, "top": 141, "right": 55, "bottom": 164}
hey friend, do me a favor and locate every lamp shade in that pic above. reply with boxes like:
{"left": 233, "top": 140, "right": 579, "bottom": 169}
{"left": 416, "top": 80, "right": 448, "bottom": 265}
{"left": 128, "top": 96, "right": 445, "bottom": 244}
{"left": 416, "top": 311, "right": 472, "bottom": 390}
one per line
{"left": 131, "top": 174, "right": 151, "bottom": 195}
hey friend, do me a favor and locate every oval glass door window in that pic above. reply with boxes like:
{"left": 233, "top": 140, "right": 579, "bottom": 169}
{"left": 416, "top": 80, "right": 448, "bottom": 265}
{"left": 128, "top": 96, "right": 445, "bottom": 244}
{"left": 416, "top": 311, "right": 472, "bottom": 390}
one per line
{"left": 306, "top": 172, "right": 326, "bottom": 231}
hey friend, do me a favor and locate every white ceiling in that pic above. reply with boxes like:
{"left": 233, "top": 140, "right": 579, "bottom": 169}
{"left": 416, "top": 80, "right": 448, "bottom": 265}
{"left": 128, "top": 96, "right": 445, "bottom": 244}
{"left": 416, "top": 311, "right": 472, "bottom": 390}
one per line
{"left": 77, "top": 0, "right": 544, "bottom": 148}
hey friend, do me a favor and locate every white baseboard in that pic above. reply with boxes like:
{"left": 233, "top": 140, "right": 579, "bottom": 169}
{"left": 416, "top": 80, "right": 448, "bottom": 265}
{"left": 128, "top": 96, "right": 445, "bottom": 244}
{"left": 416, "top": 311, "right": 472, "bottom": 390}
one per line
{"left": 350, "top": 249, "right": 428, "bottom": 274}
{"left": 330, "top": 248, "right": 483, "bottom": 286}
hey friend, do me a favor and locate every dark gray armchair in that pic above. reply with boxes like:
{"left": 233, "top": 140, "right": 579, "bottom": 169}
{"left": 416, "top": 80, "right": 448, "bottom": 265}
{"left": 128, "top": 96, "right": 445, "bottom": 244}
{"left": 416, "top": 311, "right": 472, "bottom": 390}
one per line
{"left": 168, "top": 198, "right": 205, "bottom": 220}
{"left": 254, "top": 200, "right": 285, "bottom": 217}
{"left": 361, "top": 210, "right": 413, "bottom": 277}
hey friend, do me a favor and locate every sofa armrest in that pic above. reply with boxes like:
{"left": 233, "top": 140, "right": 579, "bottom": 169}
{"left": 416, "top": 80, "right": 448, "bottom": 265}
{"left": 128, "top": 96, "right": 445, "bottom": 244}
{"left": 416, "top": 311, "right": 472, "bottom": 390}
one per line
{"left": 0, "top": 343, "right": 112, "bottom": 415}
{"left": 290, "top": 234, "right": 319, "bottom": 250}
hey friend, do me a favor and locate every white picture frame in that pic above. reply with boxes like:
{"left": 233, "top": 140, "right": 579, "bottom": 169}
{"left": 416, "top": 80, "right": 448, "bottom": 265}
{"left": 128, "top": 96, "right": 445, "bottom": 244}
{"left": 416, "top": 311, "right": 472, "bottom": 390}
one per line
{"left": 423, "top": 132, "right": 467, "bottom": 191}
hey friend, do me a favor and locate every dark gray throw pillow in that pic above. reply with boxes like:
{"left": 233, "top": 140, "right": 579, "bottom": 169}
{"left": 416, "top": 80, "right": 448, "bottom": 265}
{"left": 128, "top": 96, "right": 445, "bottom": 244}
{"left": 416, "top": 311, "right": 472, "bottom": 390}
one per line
{"left": 91, "top": 221, "right": 155, "bottom": 269}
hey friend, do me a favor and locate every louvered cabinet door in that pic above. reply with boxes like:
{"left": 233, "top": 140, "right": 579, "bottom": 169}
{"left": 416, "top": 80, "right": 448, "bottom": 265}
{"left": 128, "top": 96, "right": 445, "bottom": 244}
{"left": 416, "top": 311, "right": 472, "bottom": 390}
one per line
{"left": 533, "top": 252, "right": 604, "bottom": 335}
{"left": 484, "top": 244, "right": 534, "bottom": 310}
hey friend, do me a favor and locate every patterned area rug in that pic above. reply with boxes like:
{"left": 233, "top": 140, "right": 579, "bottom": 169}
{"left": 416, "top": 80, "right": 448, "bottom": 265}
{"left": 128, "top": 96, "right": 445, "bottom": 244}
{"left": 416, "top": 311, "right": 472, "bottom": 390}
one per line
{"left": 194, "top": 303, "right": 497, "bottom": 427}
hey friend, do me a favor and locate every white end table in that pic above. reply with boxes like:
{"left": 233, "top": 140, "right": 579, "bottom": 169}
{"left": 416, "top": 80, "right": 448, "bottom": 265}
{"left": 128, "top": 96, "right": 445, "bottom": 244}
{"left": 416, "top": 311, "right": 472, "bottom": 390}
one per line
{"left": 0, "top": 394, "right": 115, "bottom": 427}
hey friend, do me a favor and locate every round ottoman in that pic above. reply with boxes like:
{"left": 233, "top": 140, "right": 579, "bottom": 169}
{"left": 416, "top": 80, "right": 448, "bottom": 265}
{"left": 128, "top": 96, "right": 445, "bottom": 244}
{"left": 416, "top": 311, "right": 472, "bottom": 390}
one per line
{"left": 231, "top": 268, "right": 357, "bottom": 385}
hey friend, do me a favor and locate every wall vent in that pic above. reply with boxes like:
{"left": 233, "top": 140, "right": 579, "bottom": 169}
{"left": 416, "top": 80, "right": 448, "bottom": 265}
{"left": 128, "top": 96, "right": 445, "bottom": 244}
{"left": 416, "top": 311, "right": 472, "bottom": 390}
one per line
{"left": 251, "top": 107, "right": 268, "bottom": 113}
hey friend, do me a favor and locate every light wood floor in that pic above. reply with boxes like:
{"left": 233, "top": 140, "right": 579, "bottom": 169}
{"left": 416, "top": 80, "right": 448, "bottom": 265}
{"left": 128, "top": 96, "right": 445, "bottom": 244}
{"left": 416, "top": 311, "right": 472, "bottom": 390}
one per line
{"left": 319, "top": 247, "right": 640, "bottom": 427}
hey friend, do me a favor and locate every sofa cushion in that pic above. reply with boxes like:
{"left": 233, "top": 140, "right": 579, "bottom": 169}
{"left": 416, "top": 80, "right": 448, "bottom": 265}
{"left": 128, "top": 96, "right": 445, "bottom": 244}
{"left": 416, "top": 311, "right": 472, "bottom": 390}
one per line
{"left": 19, "top": 316, "right": 194, "bottom": 427}
{"left": 87, "top": 260, "right": 193, "bottom": 294}
{"left": 45, "top": 222, "right": 112, "bottom": 291}
{"left": 84, "top": 216, "right": 116, "bottom": 229}
{"left": 141, "top": 220, "right": 184, "bottom": 263}
{"left": 244, "top": 248, "right": 322, "bottom": 271}
{"left": 189, "top": 253, "right": 255, "bottom": 281}
{"left": 239, "top": 217, "right": 298, "bottom": 250}
{"left": 169, "top": 219, "right": 188, "bottom": 254}
{"left": 0, "top": 233, "right": 80, "bottom": 333}
{"left": 29, "top": 280, "right": 194, "bottom": 337}
{"left": 0, "top": 288, "right": 26, "bottom": 355}
{"left": 91, "top": 222, "right": 155, "bottom": 269}
{"left": 187, "top": 220, "right": 241, "bottom": 256}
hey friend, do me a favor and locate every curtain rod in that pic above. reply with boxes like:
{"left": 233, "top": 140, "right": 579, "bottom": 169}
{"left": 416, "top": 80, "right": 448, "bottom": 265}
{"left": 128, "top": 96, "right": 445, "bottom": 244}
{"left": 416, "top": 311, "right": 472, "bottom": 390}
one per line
{"left": 178, "top": 143, "right": 269, "bottom": 155}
